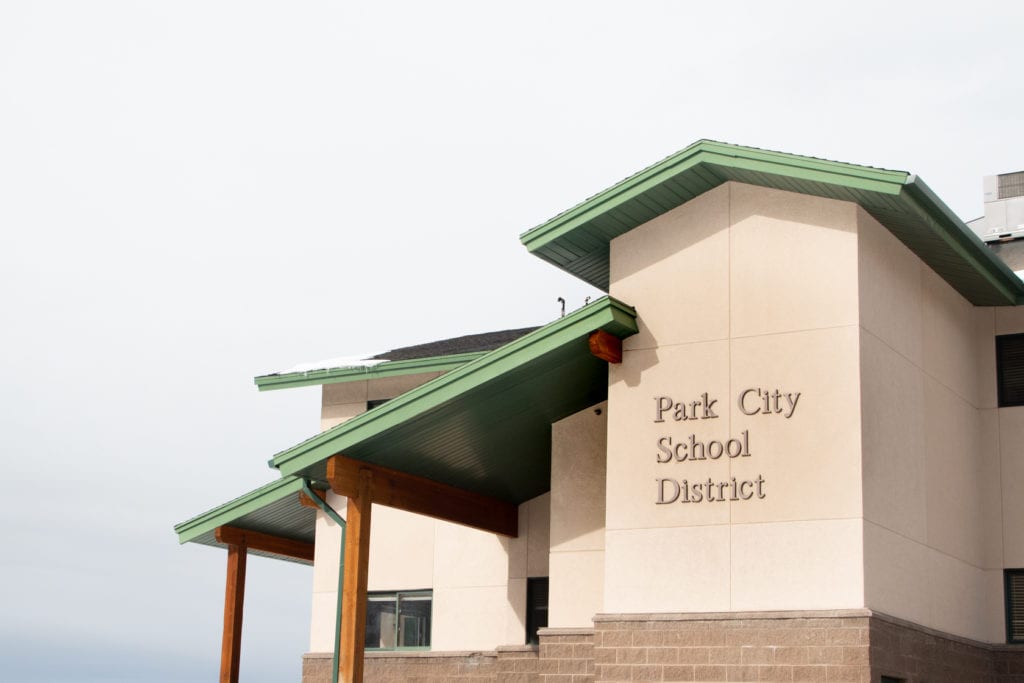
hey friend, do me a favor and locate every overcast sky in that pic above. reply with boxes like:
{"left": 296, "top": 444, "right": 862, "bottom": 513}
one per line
{"left": 2, "top": 2, "right": 1023, "bottom": 681}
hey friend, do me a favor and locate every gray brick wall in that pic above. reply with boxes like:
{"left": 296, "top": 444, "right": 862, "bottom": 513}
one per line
{"left": 301, "top": 611, "right": 1024, "bottom": 683}
{"left": 593, "top": 612, "right": 872, "bottom": 682}
{"left": 538, "top": 628, "right": 595, "bottom": 683}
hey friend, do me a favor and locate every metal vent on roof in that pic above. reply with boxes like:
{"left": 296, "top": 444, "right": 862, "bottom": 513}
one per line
{"left": 998, "top": 172, "right": 1024, "bottom": 200}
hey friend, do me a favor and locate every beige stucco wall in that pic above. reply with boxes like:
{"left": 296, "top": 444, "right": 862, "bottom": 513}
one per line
{"left": 603, "top": 181, "right": 1012, "bottom": 642}
{"left": 996, "top": 308, "right": 1024, "bottom": 575}
{"left": 311, "top": 372, "right": 550, "bottom": 652}
{"left": 605, "top": 182, "right": 865, "bottom": 615}
{"left": 311, "top": 494, "right": 549, "bottom": 652}
{"left": 309, "top": 489, "right": 347, "bottom": 652}
{"left": 320, "top": 372, "right": 443, "bottom": 430}
{"left": 549, "top": 402, "right": 606, "bottom": 627}
{"left": 857, "top": 210, "right": 1005, "bottom": 642}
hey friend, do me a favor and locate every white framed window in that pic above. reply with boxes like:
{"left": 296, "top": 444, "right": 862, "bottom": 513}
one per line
{"left": 365, "top": 590, "right": 432, "bottom": 650}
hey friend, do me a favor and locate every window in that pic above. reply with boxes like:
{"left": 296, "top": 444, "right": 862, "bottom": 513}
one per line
{"left": 1006, "top": 570, "right": 1024, "bottom": 643}
{"left": 997, "top": 334, "right": 1024, "bottom": 407}
{"left": 367, "top": 398, "right": 391, "bottom": 410}
{"left": 525, "top": 577, "right": 549, "bottom": 645}
{"left": 366, "top": 590, "right": 432, "bottom": 650}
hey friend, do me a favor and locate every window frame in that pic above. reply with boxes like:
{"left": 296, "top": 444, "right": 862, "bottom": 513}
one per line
{"left": 365, "top": 589, "right": 433, "bottom": 652}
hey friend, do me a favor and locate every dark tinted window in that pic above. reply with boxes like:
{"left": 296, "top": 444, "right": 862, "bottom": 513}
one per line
{"left": 526, "top": 577, "right": 549, "bottom": 645}
{"left": 997, "top": 334, "right": 1024, "bottom": 407}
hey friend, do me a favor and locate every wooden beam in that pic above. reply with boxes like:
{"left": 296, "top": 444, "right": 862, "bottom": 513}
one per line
{"left": 588, "top": 329, "right": 622, "bottom": 364}
{"left": 219, "top": 541, "right": 246, "bottom": 683}
{"left": 298, "top": 489, "right": 327, "bottom": 509}
{"left": 215, "top": 526, "right": 315, "bottom": 563}
{"left": 326, "top": 455, "right": 518, "bottom": 537}
{"left": 339, "top": 468, "right": 373, "bottom": 683}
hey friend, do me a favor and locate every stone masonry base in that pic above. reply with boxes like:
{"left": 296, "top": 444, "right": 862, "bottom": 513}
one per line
{"left": 301, "top": 611, "right": 1024, "bottom": 682}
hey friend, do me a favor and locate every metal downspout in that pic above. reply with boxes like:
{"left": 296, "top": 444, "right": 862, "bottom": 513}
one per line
{"left": 301, "top": 479, "right": 346, "bottom": 683}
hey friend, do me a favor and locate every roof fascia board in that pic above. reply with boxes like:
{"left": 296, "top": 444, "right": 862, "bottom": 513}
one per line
{"left": 271, "top": 296, "right": 638, "bottom": 477}
{"left": 700, "top": 150, "right": 907, "bottom": 193}
{"left": 520, "top": 142, "right": 707, "bottom": 251}
{"left": 902, "top": 176, "right": 1024, "bottom": 305}
{"left": 254, "top": 351, "right": 487, "bottom": 392}
{"left": 174, "top": 476, "right": 310, "bottom": 545}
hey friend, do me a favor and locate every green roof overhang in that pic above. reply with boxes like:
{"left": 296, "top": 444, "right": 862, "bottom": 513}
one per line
{"left": 271, "top": 296, "right": 638, "bottom": 504}
{"left": 520, "top": 140, "right": 1024, "bottom": 306}
{"left": 254, "top": 351, "right": 486, "bottom": 391}
{"left": 173, "top": 476, "right": 321, "bottom": 565}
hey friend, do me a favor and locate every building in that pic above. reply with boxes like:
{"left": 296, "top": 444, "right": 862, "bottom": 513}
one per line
{"left": 175, "top": 140, "right": 1024, "bottom": 682}
{"left": 968, "top": 170, "right": 1024, "bottom": 276}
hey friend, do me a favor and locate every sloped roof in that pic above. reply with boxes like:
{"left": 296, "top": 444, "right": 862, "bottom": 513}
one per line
{"left": 173, "top": 476, "right": 319, "bottom": 566}
{"left": 177, "top": 298, "right": 636, "bottom": 558}
{"left": 520, "top": 139, "right": 1024, "bottom": 306}
{"left": 270, "top": 296, "right": 637, "bottom": 503}
{"left": 371, "top": 327, "right": 538, "bottom": 361}
{"left": 255, "top": 328, "right": 538, "bottom": 391}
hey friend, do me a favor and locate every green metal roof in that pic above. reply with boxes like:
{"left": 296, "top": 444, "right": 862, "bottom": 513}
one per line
{"left": 520, "top": 140, "right": 1024, "bottom": 306}
{"left": 271, "top": 296, "right": 638, "bottom": 503}
{"left": 174, "top": 476, "right": 322, "bottom": 565}
{"left": 254, "top": 352, "right": 485, "bottom": 391}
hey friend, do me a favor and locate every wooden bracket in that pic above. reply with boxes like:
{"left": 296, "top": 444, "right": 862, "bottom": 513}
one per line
{"left": 588, "top": 329, "right": 622, "bottom": 363}
{"left": 298, "top": 488, "right": 328, "bottom": 509}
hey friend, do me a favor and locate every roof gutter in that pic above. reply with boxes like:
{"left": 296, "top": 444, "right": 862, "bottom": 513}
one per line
{"left": 301, "top": 479, "right": 345, "bottom": 683}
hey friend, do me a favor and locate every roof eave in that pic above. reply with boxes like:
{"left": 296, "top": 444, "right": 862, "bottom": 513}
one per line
{"left": 270, "top": 295, "right": 638, "bottom": 479}
{"left": 520, "top": 140, "right": 907, "bottom": 256}
{"left": 174, "top": 476, "right": 315, "bottom": 545}
{"left": 901, "top": 175, "right": 1024, "bottom": 306}
{"left": 519, "top": 139, "right": 1021, "bottom": 306}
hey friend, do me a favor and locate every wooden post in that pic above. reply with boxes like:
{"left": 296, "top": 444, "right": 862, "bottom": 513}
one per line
{"left": 339, "top": 468, "right": 373, "bottom": 683}
{"left": 220, "top": 541, "right": 247, "bottom": 683}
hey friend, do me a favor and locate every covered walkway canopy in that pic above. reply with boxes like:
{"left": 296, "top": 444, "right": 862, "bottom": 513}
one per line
{"left": 174, "top": 475, "right": 319, "bottom": 564}
{"left": 270, "top": 296, "right": 638, "bottom": 504}
{"left": 175, "top": 295, "right": 638, "bottom": 683}
{"left": 174, "top": 476, "right": 327, "bottom": 683}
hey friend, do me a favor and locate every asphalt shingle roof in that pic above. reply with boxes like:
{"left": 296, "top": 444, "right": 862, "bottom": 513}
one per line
{"left": 371, "top": 327, "right": 539, "bottom": 361}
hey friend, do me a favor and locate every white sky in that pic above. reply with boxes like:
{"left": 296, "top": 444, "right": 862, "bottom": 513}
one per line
{"left": 1, "top": 2, "right": 1022, "bottom": 681}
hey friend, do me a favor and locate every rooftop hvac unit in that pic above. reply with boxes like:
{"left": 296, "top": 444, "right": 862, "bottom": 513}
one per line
{"left": 969, "top": 170, "right": 1024, "bottom": 243}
